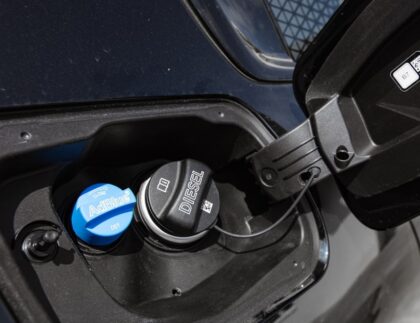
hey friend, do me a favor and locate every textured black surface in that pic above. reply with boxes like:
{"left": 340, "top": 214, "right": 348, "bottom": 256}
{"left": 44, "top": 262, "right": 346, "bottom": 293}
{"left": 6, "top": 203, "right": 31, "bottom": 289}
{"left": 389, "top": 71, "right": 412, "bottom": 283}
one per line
{"left": 268, "top": 0, "right": 342, "bottom": 59}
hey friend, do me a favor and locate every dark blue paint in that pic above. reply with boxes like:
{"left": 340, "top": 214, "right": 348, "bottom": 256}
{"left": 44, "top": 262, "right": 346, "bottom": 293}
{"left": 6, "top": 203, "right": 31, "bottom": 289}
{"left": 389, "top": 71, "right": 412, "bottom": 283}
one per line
{"left": 0, "top": 0, "right": 305, "bottom": 130}
{"left": 191, "top": 0, "right": 295, "bottom": 80}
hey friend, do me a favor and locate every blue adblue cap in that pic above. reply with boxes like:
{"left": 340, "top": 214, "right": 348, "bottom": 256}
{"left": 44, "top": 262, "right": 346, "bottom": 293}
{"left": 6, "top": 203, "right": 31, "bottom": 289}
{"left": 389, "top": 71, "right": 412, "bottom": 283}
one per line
{"left": 71, "top": 183, "right": 136, "bottom": 246}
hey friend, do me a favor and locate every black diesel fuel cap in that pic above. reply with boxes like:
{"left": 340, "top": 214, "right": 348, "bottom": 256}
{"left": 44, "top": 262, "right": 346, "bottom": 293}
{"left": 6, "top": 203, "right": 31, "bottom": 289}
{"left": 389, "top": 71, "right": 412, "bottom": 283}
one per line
{"left": 137, "top": 159, "right": 220, "bottom": 244}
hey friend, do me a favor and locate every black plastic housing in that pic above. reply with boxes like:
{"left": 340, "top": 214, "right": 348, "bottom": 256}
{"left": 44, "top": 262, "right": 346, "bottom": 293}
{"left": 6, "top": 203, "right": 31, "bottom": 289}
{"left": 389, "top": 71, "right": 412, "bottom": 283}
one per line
{"left": 294, "top": 0, "right": 420, "bottom": 229}
{"left": 0, "top": 100, "right": 328, "bottom": 323}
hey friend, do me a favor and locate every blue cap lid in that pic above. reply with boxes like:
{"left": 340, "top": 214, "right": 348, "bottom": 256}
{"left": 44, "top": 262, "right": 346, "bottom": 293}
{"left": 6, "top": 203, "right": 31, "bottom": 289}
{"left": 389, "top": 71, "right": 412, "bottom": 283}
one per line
{"left": 71, "top": 183, "right": 136, "bottom": 246}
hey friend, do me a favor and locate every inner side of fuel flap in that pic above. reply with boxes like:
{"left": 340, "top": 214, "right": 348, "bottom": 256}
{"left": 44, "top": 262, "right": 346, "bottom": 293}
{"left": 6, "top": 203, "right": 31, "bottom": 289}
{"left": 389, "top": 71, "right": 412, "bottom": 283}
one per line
{"left": 0, "top": 100, "right": 328, "bottom": 322}
{"left": 340, "top": 13, "right": 420, "bottom": 229}
{"left": 296, "top": 1, "right": 420, "bottom": 229}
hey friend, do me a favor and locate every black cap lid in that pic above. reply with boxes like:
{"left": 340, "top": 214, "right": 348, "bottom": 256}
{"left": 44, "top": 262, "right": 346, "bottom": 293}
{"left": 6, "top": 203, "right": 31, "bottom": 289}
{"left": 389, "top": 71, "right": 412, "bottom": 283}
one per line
{"left": 146, "top": 159, "right": 220, "bottom": 236}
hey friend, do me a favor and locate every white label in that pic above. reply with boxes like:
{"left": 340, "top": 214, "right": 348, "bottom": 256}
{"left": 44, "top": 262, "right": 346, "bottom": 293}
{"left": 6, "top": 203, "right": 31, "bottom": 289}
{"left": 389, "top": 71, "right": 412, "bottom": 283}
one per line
{"left": 157, "top": 178, "right": 170, "bottom": 193}
{"left": 411, "top": 56, "right": 420, "bottom": 72}
{"left": 110, "top": 222, "right": 120, "bottom": 231}
{"left": 178, "top": 170, "right": 204, "bottom": 215}
{"left": 201, "top": 200, "right": 213, "bottom": 214}
{"left": 88, "top": 191, "right": 131, "bottom": 218}
{"left": 392, "top": 62, "right": 419, "bottom": 90}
